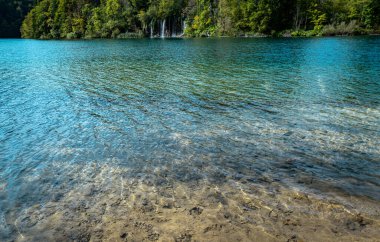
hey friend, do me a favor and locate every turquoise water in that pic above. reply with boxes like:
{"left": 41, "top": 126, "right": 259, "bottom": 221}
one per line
{"left": 0, "top": 37, "right": 380, "bottom": 240}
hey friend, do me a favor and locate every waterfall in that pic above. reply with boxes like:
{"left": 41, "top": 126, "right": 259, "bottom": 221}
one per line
{"left": 172, "top": 19, "right": 176, "bottom": 37}
{"left": 161, "top": 19, "right": 166, "bottom": 38}
{"left": 150, "top": 21, "right": 153, "bottom": 38}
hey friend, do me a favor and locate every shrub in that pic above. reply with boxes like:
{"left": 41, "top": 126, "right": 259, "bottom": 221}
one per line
{"left": 322, "top": 21, "right": 361, "bottom": 36}
{"left": 117, "top": 31, "right": 144, "bottom": 39}
{"left": 66, "top": 32, "right": 78, "bottom": 39}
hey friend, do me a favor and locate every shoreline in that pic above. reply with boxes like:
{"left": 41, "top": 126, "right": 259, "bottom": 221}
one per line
{"left": 0, "top": 34, "right": 378, "bottom": 41}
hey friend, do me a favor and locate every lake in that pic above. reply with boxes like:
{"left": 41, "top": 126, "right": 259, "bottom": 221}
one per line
{"left": 0, "top": 37, "right": 379, "bottom": 241}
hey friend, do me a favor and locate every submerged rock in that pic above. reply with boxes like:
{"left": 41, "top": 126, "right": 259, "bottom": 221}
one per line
{"left": 189, "top": 207, "right": 203, "bottom": 216}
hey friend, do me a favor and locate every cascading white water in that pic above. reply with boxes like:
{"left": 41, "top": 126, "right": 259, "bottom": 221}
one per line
{"left": 150, "top": 21, "right": 153, "bottom": 38}
{"left": 172, "top": 20, "right": 176, "bottom": 37}
{"left": 161, "top": 19, "right": 166, "bottom": 38}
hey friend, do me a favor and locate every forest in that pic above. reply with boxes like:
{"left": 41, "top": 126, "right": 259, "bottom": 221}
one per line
{"left": 11, "top": 0, "right": 380, "bottom": 38}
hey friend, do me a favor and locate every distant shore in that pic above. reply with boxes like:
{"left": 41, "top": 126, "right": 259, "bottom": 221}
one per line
{"left": 18, "top": 29, "right": 380, "bottom": 40}
{"left": 17, "top": 34, "right": 380, "bottom": 40}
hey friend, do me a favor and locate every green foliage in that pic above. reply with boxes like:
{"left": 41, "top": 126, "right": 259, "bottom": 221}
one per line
{"left": 18, "top": 0, "right": 380, "bottom": 39}
{"left": 117, "top": 31, "right": 145, "bottom": 38}
{"left": 185, "top": 0, "right": 216, "bottom": 37}
{"left": 309, "top": 3, "right": 327, "bottom": 34}
{"left": 322, "top": 20, "right": 363, "bottom": 36}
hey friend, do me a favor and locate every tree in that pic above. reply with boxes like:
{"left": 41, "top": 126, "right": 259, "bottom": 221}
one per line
{"left": 19, "top": 0, "right": 380, "bottom": 39}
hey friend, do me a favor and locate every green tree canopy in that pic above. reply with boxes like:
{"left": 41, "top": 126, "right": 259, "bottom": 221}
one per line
{"left": 18, "top": 0, "right": 380, "bottom": 39}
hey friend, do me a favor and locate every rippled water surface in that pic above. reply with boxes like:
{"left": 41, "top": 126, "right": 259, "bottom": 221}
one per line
{"left": 0, "top": 38, "right": 380, "bottom": 241}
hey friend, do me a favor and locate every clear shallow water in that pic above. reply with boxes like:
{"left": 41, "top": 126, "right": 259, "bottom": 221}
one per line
{"left": 0, "top": 37, "right": 380, "bottom": 240}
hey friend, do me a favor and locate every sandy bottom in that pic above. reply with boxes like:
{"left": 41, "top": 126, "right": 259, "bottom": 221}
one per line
{"left": 0, "top": 160, "right": 379, "bottom": 242}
